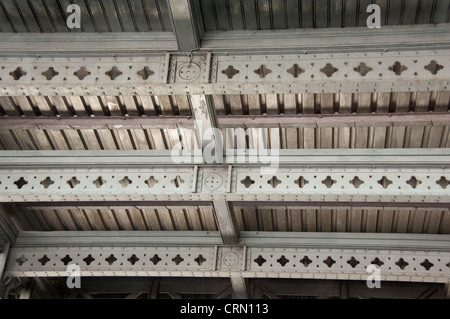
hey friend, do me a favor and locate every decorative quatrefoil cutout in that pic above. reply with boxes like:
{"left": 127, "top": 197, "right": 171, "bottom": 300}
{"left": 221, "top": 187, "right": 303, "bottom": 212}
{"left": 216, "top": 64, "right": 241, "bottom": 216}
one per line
{"left": 287, "top": 64, "right": 304, "bottom": 78}
{"left": 406, "top": 176, "right": 421, "bottom": 189}
{"left": 194, "top": 255, "right": 207, "bottom": 266}
{"left": 170, "top": 176, "right": 185, "bottom": 188}
{"left": 150, "top": 254, "right": 162, "bottom": 265}
{"left": 320, "top": 63, "right": 338, "bottom": 77}
{"left": 350, "top": 176, "right": 364, "bottom": 188}
{"left": 222, "top": 65, "right": 240, "bottom": 79}
{"left": 424, "top": 60, "right": 444, "bottom": 75}
{"left": 137, "top": 66, "right": 154, "bottom": 80}
{"left": 378, "top": 176, "right": 393, "bottom": 188}
{"left": 254, "top": 255, "right": 266, "bottom": 266}
{"left": 347, "top": 257, "right": 360, "bottom": 268}
{"left": 354, "top": 62, "right": 373, "bottom": 76}
{"left": 300, "top": 256, "right": 312, "bottom": 267}
{"left": 42, "top": 67, "right": 59, "bottom": 80}
{"left": 322, "top": 176, "right": 336, "bottom": 188}
{"left": 395, "top": 258, "right": 409, "bottom": 270}
{"left": 83, "top": 254, "right": 95, "bottom": 265}
{"left": 16, "top": 255, "right": 28, "bottom": 266}
{"left": 172, "top": 254, "right": 184, "bottom": 265}
{"left": 38, "top": 255, "right": 50, "bottom": 266}
{"left": 420, "top": 259, "right": 434, "bottom": 271}
{"left": 14, "top": 177, "right": 28, "bottom": 189}
{"left": 241, "top": 176, "right": 255, "bottom": 188}
{"left": 67, "top": 176, "right": 81, "bottom": 188}
{"left": 127, "top": 254, "right": 139, "bottom": 265}
{"left": 254, "top": 64, "right": 272, "bottom": 78}
{"left": 119, "top": 176, "right": 132, "bottom": 188}
{"left": 323, "top": 256, "right": 336, "bottom": 267}
{"left": 371, "top": 257, "right": 384, "bottom": 267}
{"left": 436, "top": 176, "right": 449, "bottom": 189}
{"left": 93, "top": 176, "right": 106, "bottom": 188}
{"left": 9, "top": 67, "right": 26, "bottom": 80}
{"left": 105, "top": 66, "right": 123, "bottom": 80}
{"left": 267, "top": 176, "right": 282, "bottom": 188}
{"left": 294, "top": 176, "right": 309, "bottom": 188}
{"left": 74, "top": 67, "right": 91, "bottom": 80}
{"left": 277, "top": 255, "right": 289, "bottom": 267}
{"left": 40, "top": 177, "right": 55, "bottom": 189}
{"left": 145, "top": 176, "right": 159, "bottom": 188}
{"left": 389, "top": 61, "right": 407, "bottom": 75}
{"left": 105, "top": 254, "right": 117, "bottom": 265}
{"left": 61, "top": 255, "right": 73, "bottom": 265}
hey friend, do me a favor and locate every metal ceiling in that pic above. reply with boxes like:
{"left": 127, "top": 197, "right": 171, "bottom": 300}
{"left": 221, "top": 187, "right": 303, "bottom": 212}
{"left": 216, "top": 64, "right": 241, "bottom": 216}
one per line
{"left": 19, "top": 206, "right": 218, "bottom": 232}
{"left": 1, "top": 121, "right": 449, "bottom": 151}
{"left": 234, "top": 206, "right": 450, "bottom": 233}
{"left": 1, "top": 0, "right": 449, "bottom": 34}
{"left": 0, "top": 92, "right": 448, "bottom": 151}
{"left": 0, "top": 0, "right": 449, "bottom": 300}
{"left": 2, "top": 92, "right": 449, "bottom": 118}
{"left": 199, "top": 0, "right": 450, "bottom": 31}
{"left": 10, "top": 206, "right": 450, "bottom": 234}
{"left": 0, "top": 0, "right": 173, "bottom": 32}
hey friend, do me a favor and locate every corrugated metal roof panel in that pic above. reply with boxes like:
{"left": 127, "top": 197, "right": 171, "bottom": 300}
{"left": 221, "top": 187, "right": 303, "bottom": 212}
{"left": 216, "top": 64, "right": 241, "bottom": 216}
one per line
{"left": 0, "top": 92, "right": 448, "bottom": 151}
{"left": 199, "top": 0, "right": 450, "bottom": 31}
{"left": 0, "top": 0, "right": 173, "bottom": 33}
{"left": 2, "top": 92, "right": 448, "bottom": 117}
{"left": 234, "top": 206, "right": 450, "bottom": 234}
{"left": 25, "top": 206, "right": 218, "bottom": 231}
{"left": 1, "top": 124, "right": 448, "bottom": 151}
{"left": 13, "top": 206, "right": 450, "bottom": 234}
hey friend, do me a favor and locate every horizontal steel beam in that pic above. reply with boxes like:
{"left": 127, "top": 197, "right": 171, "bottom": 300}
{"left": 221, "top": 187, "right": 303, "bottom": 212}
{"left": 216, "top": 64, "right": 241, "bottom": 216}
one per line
{"left": 0, "top": 33, "right": 178, "bottom": 56}
{"left": 0, "top": 149, "right": 448, "bottom": 167}
{"left": 14, "top": 231, "right": 222, "bottom": 247}
{"left": 13, "top": 231, "right": 450, "bottom": 252}
{"left": 15, "top": 201, "right": 450, "bottom": 210}
{"left": 15, "top": 201, "right": 212, "bottom": 208}
{"left": 201, "top": 25, "right": 450, "bottom": 53}
{"left": 0, "top": 50, "right": 448, "bottom": 96}
{"left": 0, "top": 149, "right": 448, "bottom": 203}
{"left": 6, "top": 231, "right": 450, "bottom": 283}
{"left": 1, "top": 25, "right": 448, "bottom": 55}
{"left": 218, "top": 113, "right": 450, "bottom": 128}
{"left": 1, "top": 112, "right": 450, "bottom": 129}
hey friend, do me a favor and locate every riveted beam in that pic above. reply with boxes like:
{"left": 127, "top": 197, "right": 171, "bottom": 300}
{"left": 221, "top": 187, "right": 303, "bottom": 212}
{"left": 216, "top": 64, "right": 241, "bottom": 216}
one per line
{"left": 0, "top": 49, "right": 448, "bottom": 96}
{"left": 1, "top": 112, "right": 450, "bottom": 130}
{"left": 201, "top": 25, "right": 450, "bottom": 53}
{"left": 0, "top": 149, "right": 449, "bottom": 204}
{"left": 5, "top": 231, "right": 450, "bottom": 283}
{"left": 167, "top": 0, "right": 203, "bottom": 51}
{"left": 0, "top": 242, "right": 10, "bottom": 281}
{"left": 231, "top": 276, "right": 249, "bottom": 299}
{"left": 189, "top": 94, "right": 223, "bottom": 164}
{"left": 0, "top": 149, "right": 448, "bottom": 168}
{"left": 212, "top": 201, "right": 239, "bottom": 245}
{"left": 0, "top": 33, "right": 178, "bottom": 56}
